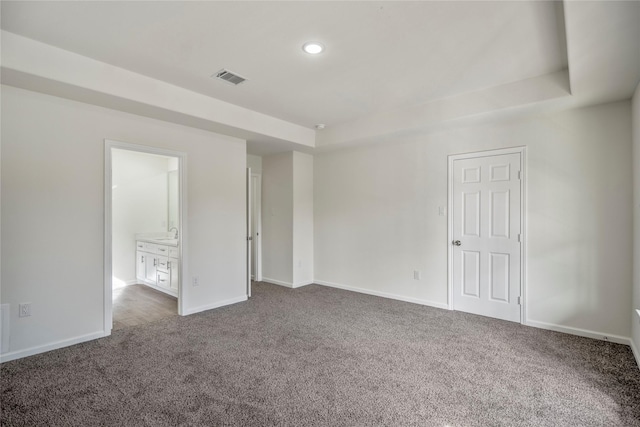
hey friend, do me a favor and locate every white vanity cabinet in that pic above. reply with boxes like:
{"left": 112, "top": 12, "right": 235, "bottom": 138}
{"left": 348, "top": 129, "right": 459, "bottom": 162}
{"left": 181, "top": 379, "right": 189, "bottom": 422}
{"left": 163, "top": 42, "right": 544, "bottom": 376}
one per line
{"left": 135, "top": 242, "right": 157, "bottom": 284}
{"left": 168, "top": 257, "right": 179, "bottom": 293}
{"left": 136, "top": 244, "right": 146, "bottom": 281}
{"left": 136, "top": 240, "right": 179, "bottom": 297}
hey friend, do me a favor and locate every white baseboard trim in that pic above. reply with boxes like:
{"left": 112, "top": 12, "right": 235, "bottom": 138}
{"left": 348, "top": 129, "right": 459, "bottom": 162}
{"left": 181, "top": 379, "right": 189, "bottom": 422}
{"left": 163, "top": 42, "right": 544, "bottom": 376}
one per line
{"left": 315, "top": 280, "right": 449, "bottom": 310}
{"left": 0, "top": 331, "right": 107, "bottom": 363}
{"left": 525, "top": 319, "right": 631, "bottom": 346}
{"left": 139, "top": 281, "right": 178, "bottom": 298}
{"left": 125, "top": 279, "right": 138, "bottom": 286}
{"left": 293, "top": 281, "right": 314, "bottom": 289}
{"left": 182, "top": 295, "right": 247, "bottom": 316}
{"left": 262, "top": 277, "right": 294, "bottom": 288}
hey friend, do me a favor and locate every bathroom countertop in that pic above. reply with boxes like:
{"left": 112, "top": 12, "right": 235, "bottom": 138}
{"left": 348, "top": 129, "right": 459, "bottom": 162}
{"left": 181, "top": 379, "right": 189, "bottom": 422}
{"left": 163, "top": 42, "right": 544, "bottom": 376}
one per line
{"left": 139, "top": 238, "right": 178, "bottom": 246}
{"left": 136, "top": 233, "right": 179, "bottom": 247}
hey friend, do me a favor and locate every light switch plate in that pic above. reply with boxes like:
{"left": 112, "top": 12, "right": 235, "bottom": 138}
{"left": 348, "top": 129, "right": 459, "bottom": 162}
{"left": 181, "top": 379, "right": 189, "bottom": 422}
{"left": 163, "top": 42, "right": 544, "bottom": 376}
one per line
{"left": 19, "top": 303, "right": 31, "bottom": 317}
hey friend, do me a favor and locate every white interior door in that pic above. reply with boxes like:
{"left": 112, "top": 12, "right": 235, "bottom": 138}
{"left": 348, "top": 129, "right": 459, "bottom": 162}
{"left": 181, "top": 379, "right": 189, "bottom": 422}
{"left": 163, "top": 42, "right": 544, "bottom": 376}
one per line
{"left": 452, "top": 153, "right": 522, "bottom": 322}
{"left": 246, "top": 168, "right": 252, "bottom": 297}
{"left": 251, "top": 173, "right": 262, "bottom": 282}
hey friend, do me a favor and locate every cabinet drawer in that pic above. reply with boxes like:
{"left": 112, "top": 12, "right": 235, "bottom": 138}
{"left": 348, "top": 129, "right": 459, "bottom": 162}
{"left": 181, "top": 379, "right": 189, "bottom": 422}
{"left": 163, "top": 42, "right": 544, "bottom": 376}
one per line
{"left": 155, "top": 245, "right": 170, "bottom": 256}
{"left": 157, "top": 256, "right": 169, "bottom": 273}
{"left": 168, "top": 247, "right": 179, "bottom": 258}
{"left": 143, "top": 242, "right": 158, "bottom": 253}
{"left": 156, "top": 271, "right": 170, "bottom": 289}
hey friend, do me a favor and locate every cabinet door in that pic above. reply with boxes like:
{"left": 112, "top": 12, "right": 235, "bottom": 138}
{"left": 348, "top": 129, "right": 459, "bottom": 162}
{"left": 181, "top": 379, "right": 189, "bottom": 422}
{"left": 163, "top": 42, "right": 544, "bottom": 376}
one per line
{"left": 157, "top": 271, "right": 170, "bottom": 289}
{"left": 136, "top": 251, "right": 146, "bottom": 281}
{"left": 169, "top": 258, "right": 179, "bottom": 292}
{"left": 145, "top": 254, "right": 157, "bottom": 283}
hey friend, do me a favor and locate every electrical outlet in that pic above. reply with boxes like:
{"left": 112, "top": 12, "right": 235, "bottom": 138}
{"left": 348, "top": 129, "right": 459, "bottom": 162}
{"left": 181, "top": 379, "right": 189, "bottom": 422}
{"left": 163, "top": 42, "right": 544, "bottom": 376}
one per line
{"left": 413, "top": 270, "right": 421, "bottom": 280}
{"left": 192, "top": 276, "right": 199, "bottom": 287}
{"left": 19, "top": 303, "right": 31, "bottom": 317}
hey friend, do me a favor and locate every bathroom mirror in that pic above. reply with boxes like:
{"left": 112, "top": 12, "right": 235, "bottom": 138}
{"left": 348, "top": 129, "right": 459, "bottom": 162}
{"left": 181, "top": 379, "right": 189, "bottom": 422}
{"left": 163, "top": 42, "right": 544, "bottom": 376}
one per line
{"left": 167, "top": 170, "right": 179, "bottom": 232}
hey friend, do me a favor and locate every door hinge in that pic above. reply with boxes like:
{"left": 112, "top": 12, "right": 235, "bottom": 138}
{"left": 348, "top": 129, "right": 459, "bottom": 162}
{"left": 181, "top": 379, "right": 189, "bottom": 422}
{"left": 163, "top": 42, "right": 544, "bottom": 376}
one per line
{"left": 517, "top": 296, "right": 522, "bottom": 305}
{"left": 517, "top": 234, "right": 521, "bottom": 243}
{"left": 518, "top": 171, "right": 522, "bottom": 180}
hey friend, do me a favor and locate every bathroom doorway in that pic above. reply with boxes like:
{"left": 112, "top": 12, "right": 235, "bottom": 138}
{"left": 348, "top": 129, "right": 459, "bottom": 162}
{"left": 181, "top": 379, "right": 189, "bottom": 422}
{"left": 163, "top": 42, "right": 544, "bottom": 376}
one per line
{"left": 104, "top": 140, "right": 186, "bottom": 334}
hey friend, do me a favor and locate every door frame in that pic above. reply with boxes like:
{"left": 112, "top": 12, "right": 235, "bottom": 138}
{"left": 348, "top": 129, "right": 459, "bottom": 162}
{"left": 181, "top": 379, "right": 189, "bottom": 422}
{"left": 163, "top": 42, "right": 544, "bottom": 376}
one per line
{"left": 251, "top": 173, "right": 263, "bottom": 282}
{"left": 104, "top": 139, "right": 188, "bottom": 336}
{"left": 447, "top": 146, "right": 527, "bottom": 324}
{"left": 246, "top": 168, "right": 252, "bottom": 297}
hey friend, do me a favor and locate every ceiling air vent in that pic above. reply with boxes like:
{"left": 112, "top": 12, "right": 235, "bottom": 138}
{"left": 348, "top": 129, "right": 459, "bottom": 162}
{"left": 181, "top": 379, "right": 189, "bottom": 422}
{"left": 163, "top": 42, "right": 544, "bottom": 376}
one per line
{"left": 213, "top": 69, "right": 247, "bottom": 86}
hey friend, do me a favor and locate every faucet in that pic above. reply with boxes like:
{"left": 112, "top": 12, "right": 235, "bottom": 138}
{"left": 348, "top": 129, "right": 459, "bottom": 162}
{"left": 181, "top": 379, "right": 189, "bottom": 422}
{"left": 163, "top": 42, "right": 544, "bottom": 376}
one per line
{"left": 169, "top": 227, "right": 178, "bottom": 239}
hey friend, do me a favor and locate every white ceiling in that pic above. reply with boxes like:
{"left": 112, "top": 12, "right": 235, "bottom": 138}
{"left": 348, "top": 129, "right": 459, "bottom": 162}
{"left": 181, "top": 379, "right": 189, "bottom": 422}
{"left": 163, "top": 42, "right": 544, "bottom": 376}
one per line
{"left": 1, "top": 1, "right": 569, "bottom": 130}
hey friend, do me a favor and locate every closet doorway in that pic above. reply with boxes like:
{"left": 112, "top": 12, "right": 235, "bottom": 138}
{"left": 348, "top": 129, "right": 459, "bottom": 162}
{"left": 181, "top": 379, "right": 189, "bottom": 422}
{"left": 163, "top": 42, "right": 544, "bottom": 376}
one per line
{"left": 250, "top": 172, "right": 262, "bottom": 283}
{"left": 246, "top": 168, "right": 262, "bottom": 297}
{"left": 104, "top": 140, "right": 186, "bottom": 334}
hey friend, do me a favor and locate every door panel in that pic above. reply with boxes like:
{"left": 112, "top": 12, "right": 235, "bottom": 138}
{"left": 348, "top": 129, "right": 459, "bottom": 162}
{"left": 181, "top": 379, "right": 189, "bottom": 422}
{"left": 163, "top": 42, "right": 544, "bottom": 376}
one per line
{"left": 490, "top": 190, "right": 510, "bottom": 238}
{"left": 452, "top": 153, "right": 521, "bottom": 322}
{"left": 463, "top": 192, "right": 480, "bottom": 236}
{"left": 462, "top": 251, "right": 480, "bottom": 297}
{"left": 251, "top": 173, "right": 262, "bottom": 282}
{"left": 490, "top": 164, "right": 510, "bottom": 181}
{"left": 490, "top": 253, "right": 509, "bottom": 302}
{"left": 463, "top": 167, "right": 481, "bottom": 183}
{"left": 246, "top": 168, "right": 252, "bottom": 297}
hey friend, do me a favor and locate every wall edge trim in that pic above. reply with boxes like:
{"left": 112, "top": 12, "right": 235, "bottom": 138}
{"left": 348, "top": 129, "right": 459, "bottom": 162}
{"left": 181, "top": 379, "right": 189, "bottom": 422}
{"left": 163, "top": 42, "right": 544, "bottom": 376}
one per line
{"left": 0, "top": 331, "right": 107, "bottom": 363}
{"left": 182, "top": 295, "right": 247, "bottom": 316}
{"left": 293, "top": 281, "right": 314, "bottom": 288}
{"left": 315, "top": 280, "right": 449, "bottom": 310}
{"left": 525, "top": 319, "right": 631, "bottom": 346}
{"left": 262, "top": 277, "right": 294, "bottom": 288}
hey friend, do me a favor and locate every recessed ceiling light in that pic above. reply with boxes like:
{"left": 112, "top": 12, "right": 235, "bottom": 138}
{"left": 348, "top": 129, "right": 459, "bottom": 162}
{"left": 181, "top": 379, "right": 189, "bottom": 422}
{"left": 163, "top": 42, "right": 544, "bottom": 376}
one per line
{"left": 303, "top": 42, "right": 324, "bottom": 55}
{"left": 315, "top": 124, "right": 326, "bottom": 130}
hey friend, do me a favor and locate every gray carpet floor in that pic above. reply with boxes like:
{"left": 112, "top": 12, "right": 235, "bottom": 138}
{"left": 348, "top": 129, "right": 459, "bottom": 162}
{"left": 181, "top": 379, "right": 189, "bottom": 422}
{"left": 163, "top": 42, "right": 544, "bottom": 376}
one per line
{"left": 2, "top": 282, "right": 640, "bottom": 426}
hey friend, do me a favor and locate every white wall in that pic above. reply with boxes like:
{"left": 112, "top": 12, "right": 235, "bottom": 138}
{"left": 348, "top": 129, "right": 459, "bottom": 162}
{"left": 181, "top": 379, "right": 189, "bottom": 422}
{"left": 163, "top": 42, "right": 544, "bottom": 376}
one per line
{"left": 247, "top": 154, "right": 262, "bottom": 174}
{"left": 632, "top": 82, "right": 640, "bottom": 362}
{"left": 293, "top": 152, "right": 314, "bottom": 286}
{"left": 112, "top": 149, "right": 170, "bottom": 283}
{"left": 315, "top": 100, "right": 633, "bottom": 340}
{"left": 261, "top": 152, "right": 294, "bottom": 285}
{"left": 1, "top": 85, "right": 247, "bottom": 360}
{"left": 261, "top": 151, "right": 314, "bottom": 288}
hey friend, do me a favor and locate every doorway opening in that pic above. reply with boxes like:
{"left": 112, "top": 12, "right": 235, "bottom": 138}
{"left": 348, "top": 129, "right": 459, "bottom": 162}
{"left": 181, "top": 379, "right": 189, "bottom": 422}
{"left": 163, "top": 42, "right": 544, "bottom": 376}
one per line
{"left": 104, "top": 140, "right": 186, "bottom": 335}
{"left": 447, "top": 147, "right": 526, "bottom": 323}
{"left": 246, "top": 168, "right": 263, "bottom": 297}
{"left": 250, "top": 171, "right": 262, "bottom": 283}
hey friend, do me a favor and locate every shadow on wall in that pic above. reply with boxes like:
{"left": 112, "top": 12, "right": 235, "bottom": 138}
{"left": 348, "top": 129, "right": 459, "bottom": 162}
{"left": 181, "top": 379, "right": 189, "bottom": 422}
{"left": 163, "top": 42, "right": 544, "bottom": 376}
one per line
{"left": 528, "top": 156, "right": 631, "bottom": 338}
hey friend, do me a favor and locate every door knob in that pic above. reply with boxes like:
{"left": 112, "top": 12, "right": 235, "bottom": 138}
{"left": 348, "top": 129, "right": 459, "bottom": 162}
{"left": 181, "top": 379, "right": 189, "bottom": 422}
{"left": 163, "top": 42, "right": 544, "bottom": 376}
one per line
{"left": 452, "top": 240, "right": 462, "bottom": 246}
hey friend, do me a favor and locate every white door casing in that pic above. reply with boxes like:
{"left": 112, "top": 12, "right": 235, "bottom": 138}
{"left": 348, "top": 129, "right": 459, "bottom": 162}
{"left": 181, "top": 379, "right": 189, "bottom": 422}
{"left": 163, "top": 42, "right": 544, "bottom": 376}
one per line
{"left": 104, "top": 139, "right": 187, "bottom": 335}
{"left": 450, "top": 150, "right": 523, "bottom": 323}
{"left": 251, "top": 173, "right": 262, "bottom": 282}
{"left": 246, "top": 168, "right": 252, "bottom": 297}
